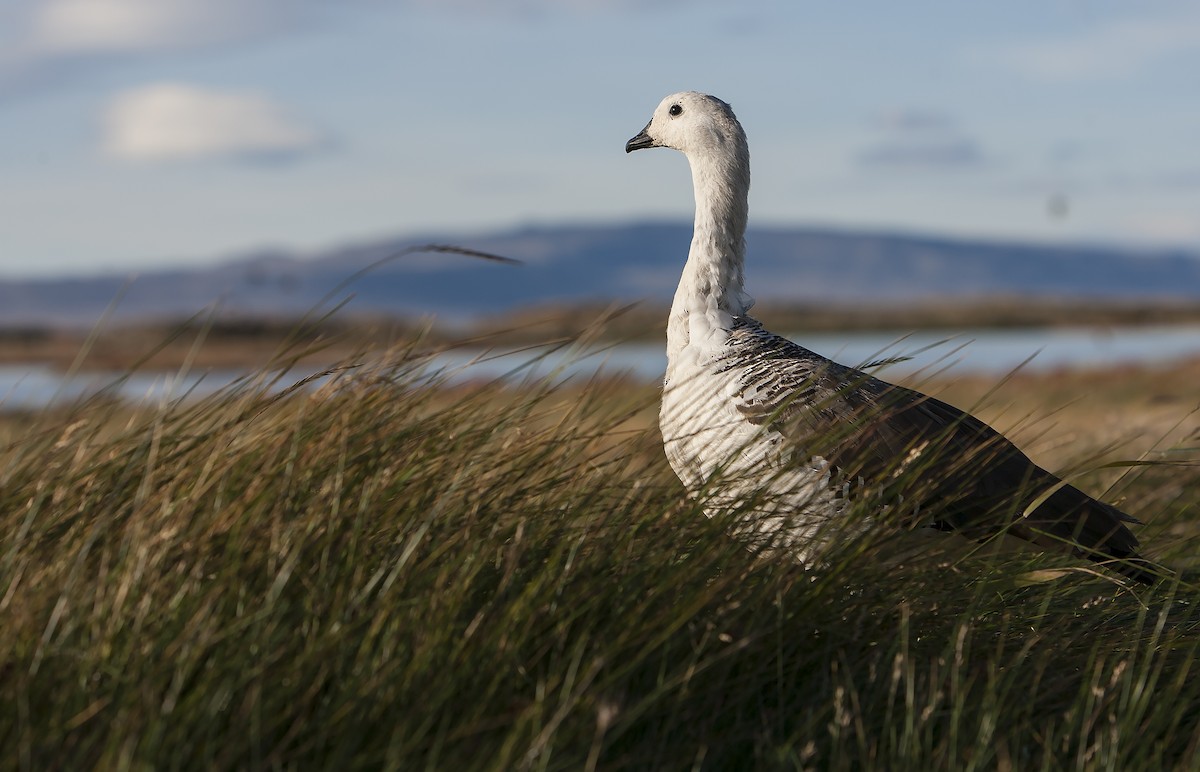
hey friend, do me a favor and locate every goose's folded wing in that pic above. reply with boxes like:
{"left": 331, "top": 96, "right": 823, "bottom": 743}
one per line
{"left": 727, "top": 321, "right": 1144, "bottom": 562}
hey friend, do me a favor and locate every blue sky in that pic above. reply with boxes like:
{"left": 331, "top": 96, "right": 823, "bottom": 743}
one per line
{"left": 2, "top": 0, "right": 1199, "bottom": 276}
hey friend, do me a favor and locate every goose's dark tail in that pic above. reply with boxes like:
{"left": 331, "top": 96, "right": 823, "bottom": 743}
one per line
{"left": 1099, "top": 554, "right": 1172, "bottom": 586}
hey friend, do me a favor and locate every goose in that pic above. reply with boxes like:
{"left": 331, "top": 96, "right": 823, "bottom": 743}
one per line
{"left": 625, "top": 91, "right": 1165, "bottom": 584}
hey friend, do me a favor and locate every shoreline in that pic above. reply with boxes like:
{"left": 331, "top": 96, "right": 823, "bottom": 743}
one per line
{"left": 0, "top": 298, "right": 1197, "bottom": 372}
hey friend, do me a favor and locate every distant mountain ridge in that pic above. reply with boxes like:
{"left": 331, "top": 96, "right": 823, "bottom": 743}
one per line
{"left": 2, "top": 221, "right": 1199, "bottom": 325}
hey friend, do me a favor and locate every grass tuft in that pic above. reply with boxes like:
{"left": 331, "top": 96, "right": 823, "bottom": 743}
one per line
{"left": 1, "top": 324, "right": 1198, "bottom": 770}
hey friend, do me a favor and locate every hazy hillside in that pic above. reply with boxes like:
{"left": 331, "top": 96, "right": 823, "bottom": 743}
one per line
{"left": 2, "top": 222, "right": 1199, "bottom": 325}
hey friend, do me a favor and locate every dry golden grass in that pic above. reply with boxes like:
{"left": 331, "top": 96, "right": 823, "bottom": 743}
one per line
{"left": 1, "top": 326, "right": 1198, "bottom": 769}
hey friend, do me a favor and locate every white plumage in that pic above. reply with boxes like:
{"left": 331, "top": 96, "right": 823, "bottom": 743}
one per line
{"left": 625, "top": 91, "right": 1163, "bottom": 583}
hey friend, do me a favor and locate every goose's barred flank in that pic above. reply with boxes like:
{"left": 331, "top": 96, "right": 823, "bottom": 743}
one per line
{"left": 626, "top": 91, "right": 1168, "bottom": 585}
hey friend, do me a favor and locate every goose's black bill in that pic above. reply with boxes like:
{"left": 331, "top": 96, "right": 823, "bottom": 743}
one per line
{"left": 625, "top": 124, "right": 655, "bottom": 153}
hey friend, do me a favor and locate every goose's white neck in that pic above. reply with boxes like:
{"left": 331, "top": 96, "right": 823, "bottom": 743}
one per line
{"left": 667, "top": 143, "right": 754, "bottom": 358}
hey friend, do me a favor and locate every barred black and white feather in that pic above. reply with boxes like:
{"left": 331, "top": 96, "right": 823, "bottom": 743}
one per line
{"left": 627, "top": 91, "right": 1165, "bottom": 584}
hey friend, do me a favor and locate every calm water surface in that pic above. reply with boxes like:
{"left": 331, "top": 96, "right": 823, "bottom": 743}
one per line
{"left": 2, "top": 325, "right": 1198, "bottom": 410}
{"left": 430, "top": 324, "right": 1200, "bottom": 383}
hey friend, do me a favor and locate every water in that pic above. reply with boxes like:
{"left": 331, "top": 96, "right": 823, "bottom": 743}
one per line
{"left": 431, "top": 324, "right": 1200, "bottom": 383}
{"left": 3, "top": 325, "right": 1198, "bottom": 410}
{"left": 0, "top": 366, "right": 278, "bottom": 411}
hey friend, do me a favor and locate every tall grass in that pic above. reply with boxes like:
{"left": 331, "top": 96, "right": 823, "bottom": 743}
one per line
{"left": 1, "top": 328, "right": 1198, "bottom": 770}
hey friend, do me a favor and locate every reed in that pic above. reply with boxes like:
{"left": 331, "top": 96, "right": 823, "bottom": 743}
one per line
{"left": 0, "top": 321, "right": 1197, "bottom": 770}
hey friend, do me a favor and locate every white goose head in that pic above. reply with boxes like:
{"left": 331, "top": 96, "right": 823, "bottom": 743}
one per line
{"left": 625, "top": 91, "right": 748, "bottom": 160}
{"left": 626, "top": 92, "right": 755, "bottom": 325}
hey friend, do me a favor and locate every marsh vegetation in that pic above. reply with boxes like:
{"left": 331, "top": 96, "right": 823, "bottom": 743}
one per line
{"left": 1, "top": 322, "right": 1198, "bottom": 769}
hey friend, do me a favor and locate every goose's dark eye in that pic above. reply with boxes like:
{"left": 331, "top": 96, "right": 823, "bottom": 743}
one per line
{"left": 668, "top": 104, "right": 682, "bottom": 117}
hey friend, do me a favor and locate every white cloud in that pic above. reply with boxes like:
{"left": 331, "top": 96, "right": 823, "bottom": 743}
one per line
{"left": 23, "top": 0, "right": 673, "bottom": 57}
{"left": 857, "top": 110, "right": 988, "bottom": 172}
{"left": 27, "top": 0, "right": 283, "bottom": 55}
{"left": 1120, "top": 212, "right": 1200, "bottom": 243}
{"left": 858, "top": 138, "right": 986, "bottom": 171}
{"left": 401, "top": 0, "right": 688, "bottom": 16}
{"left": 871, "top": 109, "right": 954, "bottom": 133}
{"left": 994, "top": 12, "right": 1200, "bottom": 81}
{"left": 103, "top": 83, "right": 325, "bottom": 163}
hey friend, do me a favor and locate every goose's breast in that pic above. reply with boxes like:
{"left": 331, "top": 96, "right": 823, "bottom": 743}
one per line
{"left": 659, "top": 352, "right": 789, "bottom": 490}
